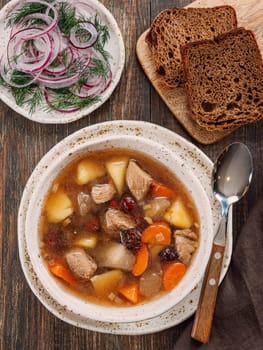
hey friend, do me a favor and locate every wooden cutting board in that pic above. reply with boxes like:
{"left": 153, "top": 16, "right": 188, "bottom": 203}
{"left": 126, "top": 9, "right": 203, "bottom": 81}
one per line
{"left": 136, "top": 0, "right": 263, "bottom": 144}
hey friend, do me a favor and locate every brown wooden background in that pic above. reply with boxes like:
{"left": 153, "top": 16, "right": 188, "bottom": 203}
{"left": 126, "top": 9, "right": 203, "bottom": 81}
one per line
{"left": 0, "top": 1, "right": 262, "bottom": 349}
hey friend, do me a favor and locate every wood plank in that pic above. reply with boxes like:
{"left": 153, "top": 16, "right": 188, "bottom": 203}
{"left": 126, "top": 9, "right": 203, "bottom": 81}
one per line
{"left": 136, "top": 0, "right": 263, "bottom": 144}
{"left": 0, "top": 0, "right": 263, "bottom": 349}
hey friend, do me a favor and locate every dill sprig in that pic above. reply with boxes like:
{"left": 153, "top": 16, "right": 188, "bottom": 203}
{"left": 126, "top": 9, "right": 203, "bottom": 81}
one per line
{"left": 77, "top": 58, "right": 109, "bottom": 89}
{"left": 28, "top": 87, "right": 43, "bottom": 114}
{"left": 93, "top": 15, "right": 111, "bottom": 61}
{"left": 11, "top": 85, "right": 43, "bottom": 114}
{"left": 94, "top": 41, "right": 110, "bottom": 62}
{"left": 11, "top": 86, "right": 32, "bottom": 105}
{"left": 94, "top": 15, "right": 110, "bottom": 46}
{"left": 10, "top": 70, "right": 33, "bottom": 85}
{"left": 4, "top": 70, "right": 43, "bottom": 114}
{"left": 7, "top": 1, "right": 49, "bottom": 26}
{"left": 58, "top": 2, "right": 78, "bottom": 35}
{"left": 45, "top": 88, "right": 100, "bottom": 111}
{"left": 89, "top": 58, "right": 109, "bottom": 78}
{"left": 61, "top": 49, "right": 69, "bottom": 67}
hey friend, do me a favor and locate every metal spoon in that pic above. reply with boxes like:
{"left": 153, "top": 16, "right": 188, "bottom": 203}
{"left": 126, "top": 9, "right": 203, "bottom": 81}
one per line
{"left": 191, "top": 142, "right": 253, "bottom": 343}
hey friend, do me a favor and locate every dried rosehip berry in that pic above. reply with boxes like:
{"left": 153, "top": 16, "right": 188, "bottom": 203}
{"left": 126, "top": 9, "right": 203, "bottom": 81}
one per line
{"left": 134, "top": 213, "right": 148, "bottom": 231}
{"left": 120, "top": 228, "right": 142, "bottom": 251}
{"left": 159, "top": 246, "right": 178, "bottom": 262}
{"left": 85, "top": 217, "right": 100, "bottom": 231}
{"left": 109, "top": 198, "right": 121, "bottom": 209}
{"left": 121, "top": 194, "right": 138, "bottom": 213}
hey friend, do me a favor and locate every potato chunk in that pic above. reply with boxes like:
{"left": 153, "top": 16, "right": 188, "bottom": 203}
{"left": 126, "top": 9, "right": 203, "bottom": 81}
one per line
{"left": 73, "top": 233, "right": 98, "bottom": 249}
{"left": 91, "top": 241, "right": 135, "bottom": 271}
{"left": 164, "top": 198, "right": 193, "bottom": 229}
{"left": 91, "top": 270, "right": 124, "bottom": 297}
{"left": 45, "top": 189, "right": 73, "bottom": 223}
{"left": 105, "top": 156, "right": 129, "bottom": 194}
{"left": 75, "top": 159, "right": 106, "bottom": 185}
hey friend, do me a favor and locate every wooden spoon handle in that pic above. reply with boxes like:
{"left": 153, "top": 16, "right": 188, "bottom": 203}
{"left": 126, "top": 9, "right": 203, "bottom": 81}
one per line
{"left": 191, "top": 243, "right": 225, "bottom": 343}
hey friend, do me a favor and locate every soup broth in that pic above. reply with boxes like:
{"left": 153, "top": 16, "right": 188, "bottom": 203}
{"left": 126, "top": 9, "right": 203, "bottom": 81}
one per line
{"left": 40, "top": 149, "right": 200, "bottom": 306}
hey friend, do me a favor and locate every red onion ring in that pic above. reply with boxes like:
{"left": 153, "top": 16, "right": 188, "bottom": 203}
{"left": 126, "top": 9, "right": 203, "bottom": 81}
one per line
{"left": 44, "top": 47, "right": 73, "bottom": 76}
{"left": 70, "top": 22, "right": 98, "bottom": 49}
{"left": 19, "top": 0, "right": 58, "bottom": 39}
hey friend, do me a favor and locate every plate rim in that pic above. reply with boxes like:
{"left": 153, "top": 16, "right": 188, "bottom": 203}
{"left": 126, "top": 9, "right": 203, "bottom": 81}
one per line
{"left": 0, "top": 0, "right": 125, "bottom": 124}
{"left": 17, "top": 120, "right": 233, "bottom": 335}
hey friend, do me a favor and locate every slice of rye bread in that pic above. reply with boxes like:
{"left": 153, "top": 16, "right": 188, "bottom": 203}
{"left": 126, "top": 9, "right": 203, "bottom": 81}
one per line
{"left": 146, "top": 6, "right": 237, "bottom": 87}
{"left": 180, "top": 28, "right": 263, "bottom": 131}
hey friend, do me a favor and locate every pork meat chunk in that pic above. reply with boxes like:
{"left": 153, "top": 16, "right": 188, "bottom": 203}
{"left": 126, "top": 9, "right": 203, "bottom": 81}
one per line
{"left": 126, "top": 160, "right": 152, "bottom": 201}
{"left": 101, "top": 208, "right": 136, "bottom": 238}
{"left": 174, "top": 229, "right": 198, "bottom": 265}
{"left": 91, "top": 182, "right": 116, "bottom": 204}
{"left": 77, "top": 192, "right": 93, "bottom": 216}
{"left": 65, "top": 248, "right": 97, "bottom": 279}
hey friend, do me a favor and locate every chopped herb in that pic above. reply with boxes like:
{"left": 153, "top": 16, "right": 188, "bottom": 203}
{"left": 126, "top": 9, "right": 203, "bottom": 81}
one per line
{"left": 58, "top": 2, "right": 78, "bottom": 35}
{"left": 28, "top": 87, "right": 43, "bottom": 114}
{"left": 11, "top": 85, "right": 43, "bottom": 114}
{"left": 94, "top": 41, "right": 111, "bottom": 62}
{"left": 89, "top": 58, "right": 109, "bottom": 77}
{"left": 61, "top": 50, "right": 69, "bottom": 67}
{"left": 93, "top": 15, "right": 111, "bottom": 61}
{"left": 11, "top": 86, "right": 32, "bottom": 105}
{"left": 77, "top": 59, "right": 108, "bottom": 89}
{"left": 94, "top": 15, "right": 110, "bottom": 46}
{"left": 12, "top": 48, "right": 28, "bottom": 65}
{"left": 7, "top": 1, "right": 49, "bottom": 26}
{"left": 10, "top": 70, "right": 33, "bottom": 85}
{"left": 45, "top": 88, "right": 100, "bottom": 111}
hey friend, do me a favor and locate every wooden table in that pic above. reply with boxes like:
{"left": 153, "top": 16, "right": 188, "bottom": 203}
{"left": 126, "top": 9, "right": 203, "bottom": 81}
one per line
{"left": 0, "top": 0, "right": 262, "bottom": 349}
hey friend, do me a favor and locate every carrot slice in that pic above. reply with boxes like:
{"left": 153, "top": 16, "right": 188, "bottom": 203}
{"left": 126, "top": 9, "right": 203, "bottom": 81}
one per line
{"left": 48, "top": 260, "right": 78, "bottom": 287}
{"left": 151, "top": 181, "right": 175, "bottom": 199}
{"left": 132, "top": 243, "right": 149, "bottom": 276}
{"left": 141, "top": 221, "right": 171, "bottom": 245}
{"left": 118, "top": 283, "right": 139, "bottom": 304}
{"left": 162, "top": 262, "right": 186, "bottom": 291}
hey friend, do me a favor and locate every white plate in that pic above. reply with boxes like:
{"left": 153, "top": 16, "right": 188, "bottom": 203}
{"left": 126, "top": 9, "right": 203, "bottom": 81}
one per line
{"left": 0, "top": 0, "right": 125, "bottom": 124}
{"left": 18, "top": 120, "right": 232, "bottom": 335}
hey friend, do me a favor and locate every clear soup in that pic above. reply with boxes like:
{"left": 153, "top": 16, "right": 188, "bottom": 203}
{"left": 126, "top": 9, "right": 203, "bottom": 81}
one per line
{"left": 40, "top": 148, "right": 199, "bottom": 306}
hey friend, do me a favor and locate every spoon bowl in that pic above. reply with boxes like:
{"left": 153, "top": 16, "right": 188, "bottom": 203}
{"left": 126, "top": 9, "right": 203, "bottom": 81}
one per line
{"left": 212, "top": 142, "right": 253, "bottom": 215}
{"left": 192, "top": 142, "right": 253, "bottom": 343}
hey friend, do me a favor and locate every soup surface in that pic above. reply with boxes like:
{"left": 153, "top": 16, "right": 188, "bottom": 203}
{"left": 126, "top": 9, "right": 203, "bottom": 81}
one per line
{"left": 40, "top": 149, "right": 200, "bottom": 306}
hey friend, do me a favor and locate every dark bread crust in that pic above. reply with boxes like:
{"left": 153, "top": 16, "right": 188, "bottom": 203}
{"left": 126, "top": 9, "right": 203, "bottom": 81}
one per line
{"left": 181, "top": 28, "right": 263, "bottom": 131}
{"left": 147, "top": 6, "right": 237, "bottom": 87}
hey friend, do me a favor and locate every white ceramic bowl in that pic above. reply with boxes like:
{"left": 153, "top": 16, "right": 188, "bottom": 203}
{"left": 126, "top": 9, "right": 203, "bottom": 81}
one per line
{"left": 18, "top": 121, "right": 214, "bottom": 324}
{"left": 0, "top": 0, "right": 125, "bottom": 123}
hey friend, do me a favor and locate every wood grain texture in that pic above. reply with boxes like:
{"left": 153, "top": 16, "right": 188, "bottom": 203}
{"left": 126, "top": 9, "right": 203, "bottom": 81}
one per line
{"left": 0, "top": 1, "right": 263, "bottom": 350}
{"left": 136, "top": 0, "right": 263, "bottom": 144}
{"left": 191, "top": 243, "right": 225, "bottom": 343}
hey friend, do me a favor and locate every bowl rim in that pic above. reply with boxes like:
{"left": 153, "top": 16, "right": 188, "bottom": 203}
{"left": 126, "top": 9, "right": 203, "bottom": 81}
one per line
{"left": 19, "top": 125, "right": 214, "bottom": 323}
